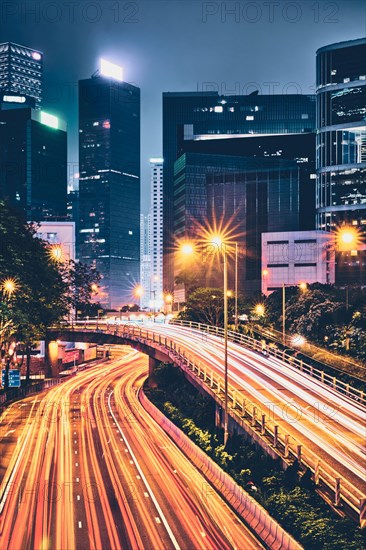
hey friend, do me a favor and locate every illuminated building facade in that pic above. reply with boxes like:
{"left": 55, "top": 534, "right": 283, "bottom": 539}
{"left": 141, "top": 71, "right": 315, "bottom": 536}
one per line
{"left": 140, "top": 213, "right": 151, "bottom": 310}
{"left": 0, "top": 107, "right": 67, "bottom": 220}
{"left": 78, "top": 61, "right": 140, "bottom": 308}
{"left": 316, "top": 37, "right": 366, "bottom": 283}
{"left": 261, "top": 230, "right": 335, "bottom": 295}
{"left": 174, "top": 153, "right": 303, "bottom": 295}
{"left": 163, "top": 91, "right": 316, "bottom": 290}
{"left": 150, "top": 158, "right": 164, "bottom": 310}
{"left": 0, "top": 42, "right": 42, "bottom": 109}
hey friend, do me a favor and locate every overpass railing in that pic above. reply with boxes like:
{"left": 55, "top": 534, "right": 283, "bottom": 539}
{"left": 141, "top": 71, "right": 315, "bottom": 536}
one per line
{"left": 168, "top": 319, "right": 366, "bottom": 408}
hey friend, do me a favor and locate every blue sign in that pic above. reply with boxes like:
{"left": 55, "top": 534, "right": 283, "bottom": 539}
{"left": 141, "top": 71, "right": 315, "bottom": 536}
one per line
{"left": 1, "top": 370, "right": 21, "bottom": 388}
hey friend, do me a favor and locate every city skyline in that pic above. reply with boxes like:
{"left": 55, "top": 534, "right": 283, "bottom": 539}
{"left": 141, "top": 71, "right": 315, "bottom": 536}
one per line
{"left": 2, "top": 0, "right": 365, "bottom": 212}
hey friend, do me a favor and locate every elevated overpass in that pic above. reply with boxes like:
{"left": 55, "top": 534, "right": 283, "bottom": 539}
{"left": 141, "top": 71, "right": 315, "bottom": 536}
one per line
{"left": 47, "top": 321, "right": 366, "bottom": 526}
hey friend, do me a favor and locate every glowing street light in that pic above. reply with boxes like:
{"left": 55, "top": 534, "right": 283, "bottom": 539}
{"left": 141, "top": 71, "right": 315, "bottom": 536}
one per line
{"left": 134, "top": 284, "right": 144, "bottom": 298}
{"left": 254, "top": 303, "right": 266, "bottom": 317}
{"left": 49, "top": 244, "right": 64, "bottom": 262}
{"left": 282, "top": 281, "right": 308, "bottom": 344}
{"left": 207, "top": 232, "right": 229, "bottom": 446}
{"left": 336, "top": 226, "right": 361, "bottom": 251}
{"left": 2, "top": 278, "right": 18, "bottom": 298}
{"left": 292, "top": 334, "right": 306, "bottom": 347}
{"left": 180, "top": 242, "right": 195, "bottom": 256}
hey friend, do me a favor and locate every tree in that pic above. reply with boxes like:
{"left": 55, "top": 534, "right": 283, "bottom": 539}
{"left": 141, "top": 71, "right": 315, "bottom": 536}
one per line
{"left": 0, "top": 201, "right": 75, "bottom": 385}
{"left": 179, "top": 287, "right": 250, "bottom": 326}
{"left": 65, "top": 260, "right": 101, "bottom": 318}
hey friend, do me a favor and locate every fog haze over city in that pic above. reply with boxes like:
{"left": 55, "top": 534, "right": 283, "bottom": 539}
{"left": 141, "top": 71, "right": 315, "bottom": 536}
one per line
{"left": 2, "top": 0, "right": 365, "bottom": 210}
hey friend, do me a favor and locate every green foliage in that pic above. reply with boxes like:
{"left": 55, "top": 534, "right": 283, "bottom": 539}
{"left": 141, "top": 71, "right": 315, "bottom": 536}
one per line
{"left": 178, "top": 287, "right": 251, "bottom": 326}
{"left": 0, "top": 201, "right": 99, "bottom": 384}
{"left": 265, "top": 283, "right": 366, "bottom": 364}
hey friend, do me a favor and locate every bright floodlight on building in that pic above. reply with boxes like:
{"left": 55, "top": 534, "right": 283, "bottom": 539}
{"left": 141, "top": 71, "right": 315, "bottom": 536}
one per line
{"left": 40, "top": 111, "right": 59, "bottom": 129}
{"left": 100, "top": 58, "right": 123, "bottom": 81}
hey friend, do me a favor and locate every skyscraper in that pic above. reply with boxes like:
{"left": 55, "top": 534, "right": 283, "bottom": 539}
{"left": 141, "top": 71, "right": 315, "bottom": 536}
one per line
{"left": 150, "top": 158, "right": 164, "bottom": 309}
{"left": 0, "top": 42, "right": 43, "bottom": 109}
{"left": 0, "top": 108, "right": 67, "bottom": 221}
{"left": 316, "top": 37, "right": 366, "bottom": 282}
{"left": 78, "top": 60, "right": 140, "bottom": 308}
{"left": 162, "top": 91, "right": 316, "bottom": 290}
{"left": 140, "top": 213, "right": 151, "bottom": 310}
{"left": 174, "top": 153, "right": 302, "bottom": 295}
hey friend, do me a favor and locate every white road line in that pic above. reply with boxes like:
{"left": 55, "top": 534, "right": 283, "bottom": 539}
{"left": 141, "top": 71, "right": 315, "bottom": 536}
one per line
{"left": 108, "top": 391, "right": 181, "bottom": 550}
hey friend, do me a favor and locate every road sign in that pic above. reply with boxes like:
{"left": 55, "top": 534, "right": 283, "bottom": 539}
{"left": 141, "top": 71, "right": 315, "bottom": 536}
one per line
{"left": 1, "top": 369, "right": 21, "bottom": 388}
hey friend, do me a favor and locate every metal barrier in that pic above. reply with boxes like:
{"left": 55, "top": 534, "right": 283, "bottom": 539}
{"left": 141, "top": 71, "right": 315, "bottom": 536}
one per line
{"left": 169, "top": 319, "right": 366, "bottom": 407}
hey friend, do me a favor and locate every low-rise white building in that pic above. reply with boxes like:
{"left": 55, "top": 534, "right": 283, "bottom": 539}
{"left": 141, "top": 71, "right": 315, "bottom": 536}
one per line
{"left": 35, "top": 221, "right": 76, "bottom": 263}
{"left": 261, "top": 230, "right": 335, "bottom": 295}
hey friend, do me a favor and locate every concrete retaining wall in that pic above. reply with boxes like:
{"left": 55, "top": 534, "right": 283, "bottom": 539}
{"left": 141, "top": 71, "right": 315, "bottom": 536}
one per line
{"left": 140, "top": 389, "right": 303, "bottom": 550}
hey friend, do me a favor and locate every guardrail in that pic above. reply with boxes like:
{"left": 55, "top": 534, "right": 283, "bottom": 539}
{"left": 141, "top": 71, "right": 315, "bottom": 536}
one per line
{"left": 0, "top": 378, "right": 62, "bottom": 408}
{"left": 169, "top": 319, "right": 366, "bottom": 408}
{"left": 57, "top": 322, "right": 366, "bottom": 524}
{"left": 140, "top": 389, "right": 303, "bottom": 550}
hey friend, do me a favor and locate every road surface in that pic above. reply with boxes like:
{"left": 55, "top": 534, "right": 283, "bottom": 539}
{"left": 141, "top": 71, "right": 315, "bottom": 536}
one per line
{"left": 0, "top": 348, "right": 263, "bottom": 550}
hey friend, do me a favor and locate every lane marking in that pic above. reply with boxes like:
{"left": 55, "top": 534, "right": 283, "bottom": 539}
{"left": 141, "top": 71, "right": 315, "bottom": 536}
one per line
{"left": 108, "top": 391, "right": 181, "bottom": 550}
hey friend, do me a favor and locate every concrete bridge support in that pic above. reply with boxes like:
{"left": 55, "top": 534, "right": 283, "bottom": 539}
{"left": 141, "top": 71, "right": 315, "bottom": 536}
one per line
{"left": 149, "top": 356, "right": 160, "bottom": 377}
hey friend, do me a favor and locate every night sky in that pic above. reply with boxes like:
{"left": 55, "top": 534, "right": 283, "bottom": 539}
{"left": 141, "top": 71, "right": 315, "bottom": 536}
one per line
{"left": 2, "top": 0, "right": 366, "bottom": 211}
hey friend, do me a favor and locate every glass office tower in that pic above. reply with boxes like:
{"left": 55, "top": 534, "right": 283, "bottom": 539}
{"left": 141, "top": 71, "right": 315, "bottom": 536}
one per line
{"left": 0, "top": 108, "right": 67, "bottom": 221}
{"left": 0, "top": 42, "right": 42, "bottom": 109}
{"left": 174, "top": 153, "right": 301, "bottom": 295}
{"left": 163, "top": 91, "right": 316, "bottom": 290}
{"left": 316, "top": 37, "right": 366, "bottom": 282}
{"left": 78, "top": 66, "right": 140, "bottom": 308}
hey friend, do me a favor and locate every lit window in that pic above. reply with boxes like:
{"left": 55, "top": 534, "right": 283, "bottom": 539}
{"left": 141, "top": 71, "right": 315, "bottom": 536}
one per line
{"left": 214, "top": 106, "right": 223, "bottom": 113}
{"left": 331, "top": 69, "right": 337, "bottom": 76}
{"left": 93, "top": 121, "right": 99, "bottom": 126}
{"left": 301, "top": 114, "right": 309, "bottom": 119}
{"left": 246, "top": 115, "right": 254, "bottom": 121}
{"left": 128, "top": 230, "right": 133, "bottom": 235}
{"left": 343, "top": 78, "right": 350, "bottom": 83}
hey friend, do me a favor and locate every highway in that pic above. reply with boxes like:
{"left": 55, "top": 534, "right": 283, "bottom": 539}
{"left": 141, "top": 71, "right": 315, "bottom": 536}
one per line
{"left": 0, "top": 349, "right": 263, "bottom": 550}
{"left": 142, "top": 323, "right": 366, "bottom": 514}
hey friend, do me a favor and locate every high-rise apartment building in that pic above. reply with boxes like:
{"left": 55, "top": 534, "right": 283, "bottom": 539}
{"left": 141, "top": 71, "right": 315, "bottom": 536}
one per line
{"left": 0, "top": 108, "right": 67, "bottom": 220}
{"left": 163, "top": 91, "right": 316, "bottom": 290}
{"left": 78, "top": 60, "right": 140, "bottom": 308}
{"left": 316, "top": 37, "right": 366, "bottom": 283}
{"left": 150, "top": 158, "right": 164, "bottom": 309}
{"left": 140, "top": 213, "right": 151, "bottom": 310}
{"left": 0, "top": 42, "right": 42, "bottom": 109}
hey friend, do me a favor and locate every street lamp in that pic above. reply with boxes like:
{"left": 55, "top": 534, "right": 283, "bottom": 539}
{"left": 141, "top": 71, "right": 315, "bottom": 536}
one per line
{"left": 164, "top": 293, "right": 173, "bottom": 314}
{"left": 2, "top": 278, "right": 18, "bottom": 298}
{"left": 134, "top": 285, "right": 157, "bottom": 322}
{"left": 253, "top": 303, "right": 266, "bottom": 318}
{"left": 208, "top": 234, "right": 229, "bottom": 446}
{"left": 282, "top": 281, "right": 308, "bottom": 344}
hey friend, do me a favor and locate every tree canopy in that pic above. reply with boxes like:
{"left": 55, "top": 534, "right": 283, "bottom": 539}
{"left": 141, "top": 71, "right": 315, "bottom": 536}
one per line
{"left": 0, "top": 201, "right": 99, "bottom": 385}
